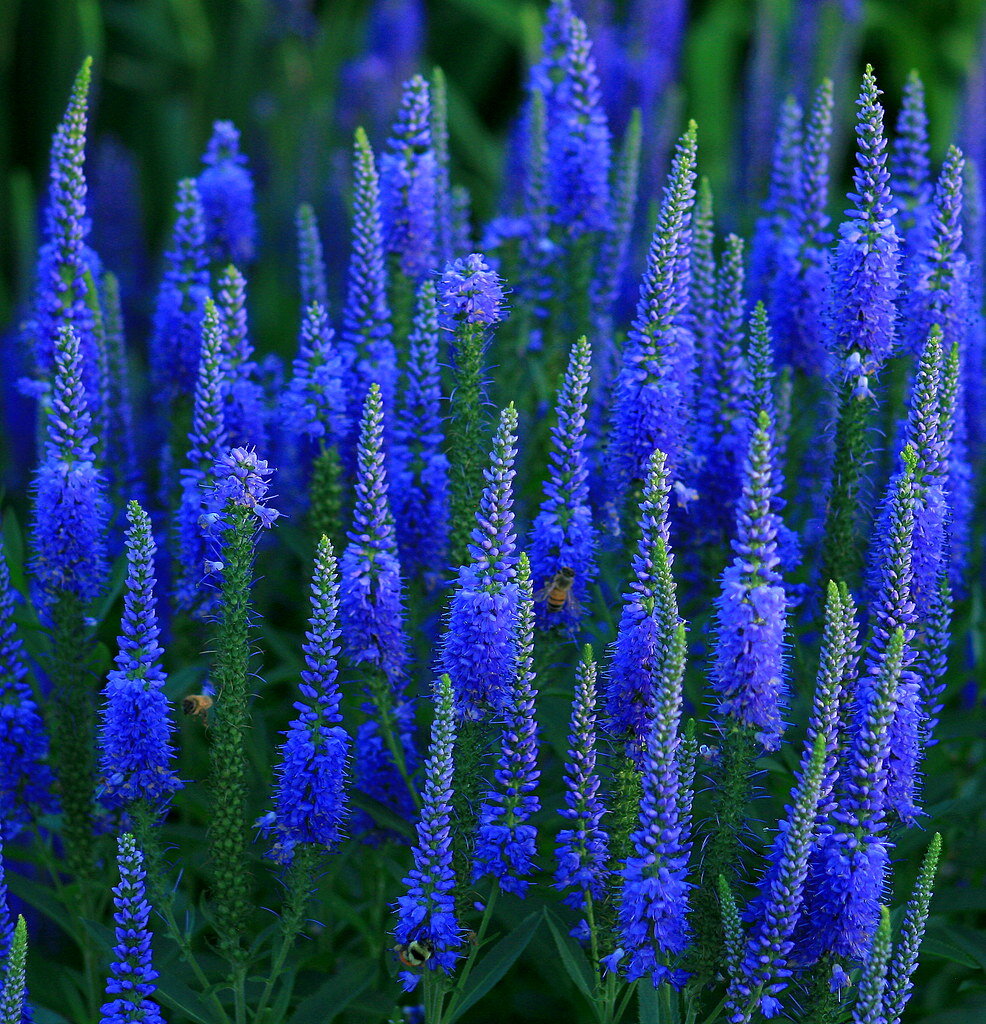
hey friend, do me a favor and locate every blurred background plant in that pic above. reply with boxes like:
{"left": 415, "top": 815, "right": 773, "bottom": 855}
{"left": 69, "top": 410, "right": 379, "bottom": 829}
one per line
{"left": 3, "top": 0, "right": 986, "bottom": 338}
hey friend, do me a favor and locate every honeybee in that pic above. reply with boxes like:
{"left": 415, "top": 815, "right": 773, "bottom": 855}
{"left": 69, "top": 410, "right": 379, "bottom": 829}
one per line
{"left": 535, "top": 566, "right": 578, "bottom": 614}
{"left": 394, "top": 939, "right": 433, "bottom": 968}
{"left": 182, "top": 694, "right": 214, "bottom": 718}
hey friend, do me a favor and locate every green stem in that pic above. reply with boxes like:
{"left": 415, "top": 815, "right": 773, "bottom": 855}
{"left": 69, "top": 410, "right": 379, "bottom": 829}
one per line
{"left": 208, "top": 506, "right": 256, "bottom": 964}
{"left": 368, "top": 670, "right": 422, "bottom": 813}
{"left": 443, "top": 882, "right": 500, "bottom": 1023}
{"left": 424, "top": 971, "right": 446, "bottom": 1024}
{"left": 309, "top": 443, "right": 345, "bottom": 551}
{"left": 447, "top": 322, "right": 490, "bottom": 567}
{"left": 48, "top": 593, "right": 97, "bottom": 884}
{"left": 253, "top": 846, "right": 318, "bottom": 1024}
{"left": 693, "top": 729, "right": 757, "bottom": 976}
{"left": 821, "top": 377, "right": 873, "bottom": 588}
{"left": 233, "top": 962, "right": 247, "bottom": 1024}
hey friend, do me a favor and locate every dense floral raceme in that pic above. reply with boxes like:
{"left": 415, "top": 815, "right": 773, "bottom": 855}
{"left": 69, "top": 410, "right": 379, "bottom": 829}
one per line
{"left": 99, "top": 834, "right": 164, "bottom": 1024}
{"left": 30, "top": 324, "right": 109, "bottom": 618}
{"left": 2, "top": 13, "right": 978, "bottom": 1023}
{"left": 98, "top": 502, "right": 182, "bottom": 810}
{"left": 261, "top": 535, "right": 349, "bottom": 863}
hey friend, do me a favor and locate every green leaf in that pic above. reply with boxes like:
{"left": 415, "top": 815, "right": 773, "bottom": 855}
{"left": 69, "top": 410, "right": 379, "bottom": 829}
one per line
{"left": 448, "top": 911, "right": 541, "bottom": 1022}
{"left": 545, "top": 910, "right": 596, "bottom": 1001}
{"left": 5, "top": 873, "right": 79, "bottom": 940}
{"left": 288, "top": 963, "right": 376, "bottom": 1024}
{"left": 922, "top": 932, "right": 983, "bottom": 971}
{"left": 348, "top": 792, "right": 415, "bottom": 841}
{"left": 155, "top": 973, "right": 218, "bottom": 1024}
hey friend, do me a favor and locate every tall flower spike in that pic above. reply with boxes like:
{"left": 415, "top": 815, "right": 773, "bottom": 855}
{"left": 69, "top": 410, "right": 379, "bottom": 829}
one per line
{"left": 830, "top": 66, "right": 899, "bottom": 377}
{"left": 394, "top": 674, "right": 460, "bottom": 990}
{"left": 0, "top": 832, "right": 12, "bottom": 964}
{"left": 591, "top": 109, "right": 641, "bottom": 337}
{"left": 392, "top": 280, "right": 450, "bottom": 579}
{"left": 555, "top": 645, "right": 609, "bottom": 922}
{"left": 902, "top": 327, "right": 947, "bottom": 623}
{"left": 609, "top": 122, "right": 698, "bottom": 493}
{"left": 284, "top": 302, "right": 348, "bottom": 446}
{"left": 339, "top": 384, "right": 408, "bottom": 684}
{"left": 0, "top": 534, "right": 55, "bottom": 830}
{"left": 31, "top": 323, "right": 109, "bottom": 618}
{"left": 296, "top": 202, "right": 328, "bottom": 312}
{"left": 173, "top": 299, "right": 227, "bottom": 615}
{"left": 882, "top": 833, "right": 941, "bottom": 1024}
{"left": 726, "top": 732, "right": 829, "bottom": 1021}
{"left": 852, "top": 907, "right": 893, "bottom": 1024}
{"left": 799, "top": 629, "right": 904, "bottom": 963}
{"left": 442, "top": 253, "right": 506, "bottom": 567}
{"left": 431, "top": 67, "right": 453, "bottom": 266}
{"left": 821, "top": 71, "right": 901, "bottom": 586}
{"left": 150, "top": 178, "right": 209, "bottom": 399}
{"left": 865, "top": 447, "right": 919, "bottom": 822}
{"left": 696, "top": 233, "right": 748, "bottom": 538}
{"left": 810, "top": 582, "right": 859, "bottom": 820}
{"left": 547, "top": 12, "right": 612, "bottom": 238}
{"left": 98, "top": 502, "right": 182, "bottom": 811}
{"left": 30, "top": 59, "right": 100, "bottom": 399}
{"left": 197, "top": 120, "right": 257, "bottom": 265}
{"left": 342, "top": 129, "right": 396, "bottom": 420}
{"left": 99, "top": 834, "right": 164, "bottom": 1024}
{"left": 772, "top": 78, "right": 834, "bottom": 375}
{"left": 891, "top": 70, "right": 933, "bottom": 269}
{"left": 204, "top": 445, "right": 278, "bottom": 959}
{"left": 748, "top": 95, "right": 802, "bottom": 304}
{"left": 529, "top": 335, "right": 597, "bottom": 627}
{"left": 101, "top": 272, "right": 141, "bottom": 501}
{"left": 902, "top": 145, "right": 967, "bottom": 357}
{"left": 608, "top": 621, "right": 690, "bottom": 988}
{"left": 0, "top": 915, "right": 27, "bottom": 1024}
{"left": 517, "top": 88, "right": 551, "bottom": 330}
{"left": 262, "top": 536, "right": 349, "bottom": 864}
{"left": 441, "top": 403, "right": 520, "bottom": 719}
{"left": 472, "top": 554, "right": 540, "bottom": 894}
{"left": 216, "top": 265, "right": 266, "bottom": 449}
{"left": 711, "top": 408, "right": 788, "bottom": 750}
{"left": 380, "top": 74, "right": 438, "bottom": 280}
{"left": 606, "top": 448, "right": 682, "bottom": 755}
{"left": 339, "top": 386, "right": 414, "bottom": 825}
{"left": 690, "top": 177, "right": 716, "bottom": 380}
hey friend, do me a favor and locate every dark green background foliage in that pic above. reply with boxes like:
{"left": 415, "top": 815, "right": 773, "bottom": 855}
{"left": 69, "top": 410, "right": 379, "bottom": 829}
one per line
{"left": 2, "top": 2, "right": 986, "bottom": 1022}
